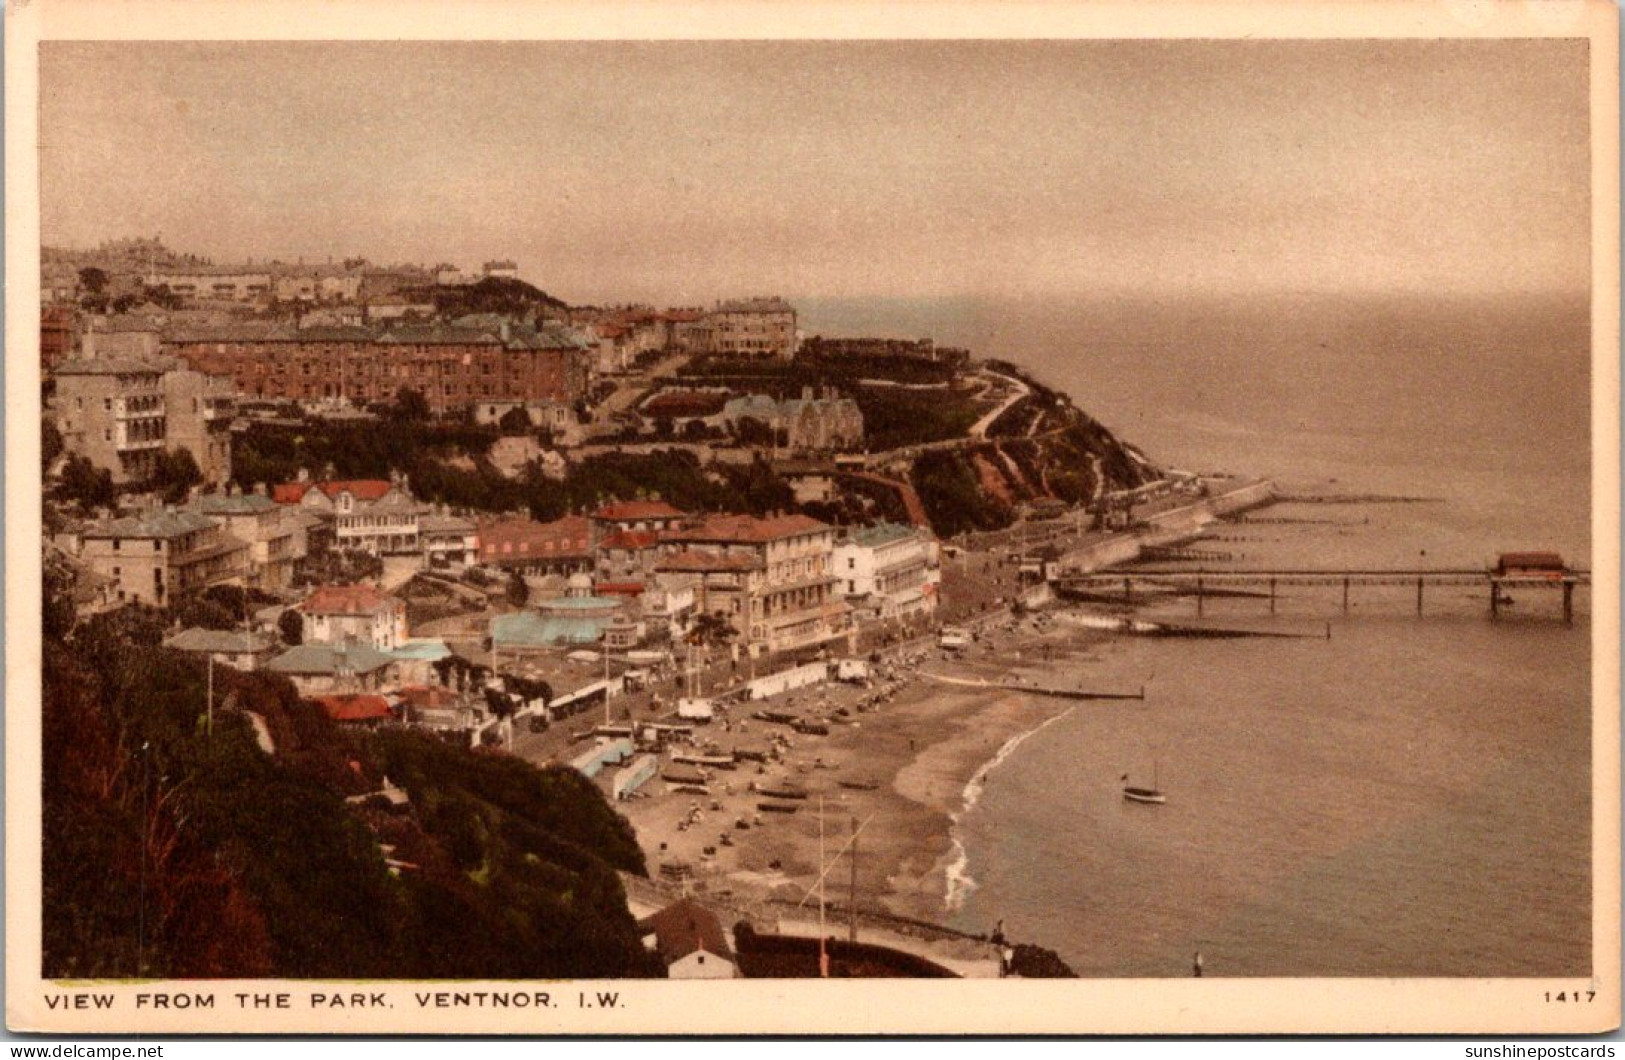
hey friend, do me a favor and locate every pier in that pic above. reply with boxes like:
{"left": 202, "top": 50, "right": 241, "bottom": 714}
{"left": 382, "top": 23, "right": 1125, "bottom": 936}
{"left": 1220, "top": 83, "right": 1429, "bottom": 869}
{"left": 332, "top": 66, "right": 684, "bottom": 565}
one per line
{"left": 1055, "top": 566, "right": 1591, "bottom": 622}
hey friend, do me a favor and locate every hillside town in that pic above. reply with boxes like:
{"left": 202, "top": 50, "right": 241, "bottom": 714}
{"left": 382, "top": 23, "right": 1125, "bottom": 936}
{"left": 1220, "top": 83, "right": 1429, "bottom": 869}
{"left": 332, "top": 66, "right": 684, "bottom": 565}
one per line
{"left": 41, "top": 237, "right": 1222, "bottom": 979}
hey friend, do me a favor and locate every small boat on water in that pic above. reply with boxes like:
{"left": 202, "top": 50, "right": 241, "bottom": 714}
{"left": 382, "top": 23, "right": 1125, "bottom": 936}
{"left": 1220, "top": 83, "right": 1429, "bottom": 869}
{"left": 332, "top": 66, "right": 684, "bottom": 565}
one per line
{"left": 1122, "top": 785, "right": 1166, "bottom": 805}
{"left": 1121, "top": 761, "right": 1166, "bottom": 805}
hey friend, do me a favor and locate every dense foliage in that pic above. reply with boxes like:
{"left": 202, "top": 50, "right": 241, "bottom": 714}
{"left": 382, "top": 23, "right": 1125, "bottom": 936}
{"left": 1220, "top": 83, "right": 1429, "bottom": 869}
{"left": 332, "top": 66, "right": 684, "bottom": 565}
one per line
{"left": 850, "top": 387, "right": 983, "bottom": 451}
{"left": 233, "top": 419, "right": 798, "bottom": 524}
{"left": 43, "top": 598, "right": 659, "bottom": 979}
{"left": 910, "top": 449, "right": 1012, "bottom": 538}
{"left": 430, "top": 276, "right": 569, "bottom": 318}
{"left": 56, "top": 454, "right": 116, "bottom": 510}
{"left": 230, "top": 419, "right": 499, "bottom": 493}
{"left": 680, "top": 351, "right": 956, "bottom": 388}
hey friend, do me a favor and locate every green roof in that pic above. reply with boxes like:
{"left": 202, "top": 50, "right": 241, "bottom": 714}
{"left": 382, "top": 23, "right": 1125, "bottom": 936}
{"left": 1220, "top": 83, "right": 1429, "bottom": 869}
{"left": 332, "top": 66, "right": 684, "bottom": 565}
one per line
{"left": 190, "top": 493, "right": 278, "bottom": 516}
{"left": 540, "top": 595, "right": 622, "bottom": 612}
{"left": 165, "top": 628, "right": 276, "bottom": 654}
{"left": 265, "top": 643, "right": 396, "bottom": 676}
{"left": 83, "top": 509, "right": 218, "bottom": 540}
{"left": 851, "top": 521, "right": 919, "bottom": 548}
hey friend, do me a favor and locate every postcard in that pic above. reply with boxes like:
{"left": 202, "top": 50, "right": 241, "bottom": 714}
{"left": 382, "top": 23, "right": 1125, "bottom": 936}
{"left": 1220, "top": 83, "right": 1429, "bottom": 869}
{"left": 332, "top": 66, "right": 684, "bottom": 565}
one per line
{"left": 5, "top": 0, "right": 1619, "bottom": 1037}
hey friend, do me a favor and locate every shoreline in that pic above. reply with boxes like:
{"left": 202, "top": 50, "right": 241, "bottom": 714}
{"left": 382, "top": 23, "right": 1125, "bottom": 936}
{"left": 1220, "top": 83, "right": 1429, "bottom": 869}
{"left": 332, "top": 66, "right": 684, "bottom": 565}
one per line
{"left": 942, "top": 700, "right": 1080, "bottom": 915}
{"left": 615, "top": 614, "right": 1106, "bottom": 935}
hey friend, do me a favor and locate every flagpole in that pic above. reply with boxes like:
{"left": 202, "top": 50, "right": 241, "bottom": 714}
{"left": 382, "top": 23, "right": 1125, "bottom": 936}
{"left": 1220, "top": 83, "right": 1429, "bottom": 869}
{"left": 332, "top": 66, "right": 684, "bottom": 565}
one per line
{"left": 818, "top": 797, "right": 827, "bottom": 978}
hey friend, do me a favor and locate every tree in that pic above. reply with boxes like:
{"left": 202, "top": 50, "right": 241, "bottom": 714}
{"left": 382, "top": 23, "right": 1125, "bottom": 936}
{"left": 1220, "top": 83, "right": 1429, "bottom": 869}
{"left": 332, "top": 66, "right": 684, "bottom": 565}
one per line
{"left": 171, "top": 592, "right": 237, "bottom": 632}
{"left": 42, "top": 418, "right": 64, "bottom": 472}
{"left": 390, "top": 387, "right": 431, "bottom": 423}
{"left": 143, "top": 284, "right": 183, "bottom": 310}
{"left": 42, "top": 557, "right": 78, "bottom": 643}
{"left": 497, "top": 407, "right": 533, "bottom": 434}
{"left": 684, "top": 611, "right": 739, "bottom": 693}
{"left": 58, "top": 454, "right": 116, "bottom": 510}
{"left": 733, "top": 416, "right": 775, "bottom": 447}
{"left": 77, "top": 267, "right": 108, "bottom": 295}
{"left": 505, "top": 573, "right": 528, "bottom": 608}
{"left": 152, "top": 448, "right": 203, "bottom": 504}
{"left": 482, "top": 686, "right": 518, "bottom": 720}
{"left": 277, "top": 608, "right": 304, "bottom": 646}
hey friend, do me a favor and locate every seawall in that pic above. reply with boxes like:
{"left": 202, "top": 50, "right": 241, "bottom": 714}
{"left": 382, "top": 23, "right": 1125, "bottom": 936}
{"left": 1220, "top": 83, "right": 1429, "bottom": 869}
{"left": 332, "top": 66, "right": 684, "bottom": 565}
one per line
{"left": 1055, "top": 479, "right": 1276, "bottom": 574}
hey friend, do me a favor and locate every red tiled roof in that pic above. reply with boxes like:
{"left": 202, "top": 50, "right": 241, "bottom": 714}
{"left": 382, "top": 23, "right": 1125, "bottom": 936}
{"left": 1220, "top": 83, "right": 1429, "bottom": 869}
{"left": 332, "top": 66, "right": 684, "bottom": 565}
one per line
{"left": 656, "top": 549, "right": 760, "bottom": 573}
{"left": 594, "top": 581, "right": 646, "bottom": 598}
{"left": 273, "top": 479, "right": 394, "bottom": 505}
{"left": 300, "top": 583, "right": 399, "bottom": 616}
{"left": 670, "top": 513, "right": 829, "bottom": 544}
{"left": 396, "top": 685, "right": 461, "bottom": 709}
{"left": 272, "top": 482, "right": 312, "bottom": 504}
{"left": 641, "top": 391, "right": 729, "bottom": 417}
{"left": 318, "top": 480, "right": 393, "bottom": 501}
{"left": 638, "top": 898, "right": 732, "bottom": 965}
{"left": 593, "top": 500, "right": 686, "bottom": 522}
{"left": 477, "top": 515, "right": 592, "bottom": 562}
{"left": 309, "top": 694, "right": 394, "bottom": 723}
{"left": 598, "top": 529, "right": 663, "bottom": 551}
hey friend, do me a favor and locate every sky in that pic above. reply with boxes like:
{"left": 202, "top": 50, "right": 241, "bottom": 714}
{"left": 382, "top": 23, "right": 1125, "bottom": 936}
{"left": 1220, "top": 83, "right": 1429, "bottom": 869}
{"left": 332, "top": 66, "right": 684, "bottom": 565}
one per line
{"left": 38, "top": 40, "right": 1590, "bottom": 305}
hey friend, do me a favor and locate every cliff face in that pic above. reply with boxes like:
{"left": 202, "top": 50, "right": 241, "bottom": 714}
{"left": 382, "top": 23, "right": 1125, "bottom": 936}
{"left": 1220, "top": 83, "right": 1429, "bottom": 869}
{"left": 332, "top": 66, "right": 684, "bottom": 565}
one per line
{"left": 906, "top": 415, "right": 1159, "bottom": 539}
{"left": 42, "top": 603, "right": 661, "bottom": 980}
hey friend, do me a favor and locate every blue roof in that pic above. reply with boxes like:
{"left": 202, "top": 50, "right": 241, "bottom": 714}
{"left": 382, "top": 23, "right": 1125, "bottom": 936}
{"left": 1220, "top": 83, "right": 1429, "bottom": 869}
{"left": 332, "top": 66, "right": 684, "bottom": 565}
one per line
{"left": 389, "top": 639, "right": 453, "bottom": 662}
{"left": 492, "top": 611, "right": 607, "bottom": 647}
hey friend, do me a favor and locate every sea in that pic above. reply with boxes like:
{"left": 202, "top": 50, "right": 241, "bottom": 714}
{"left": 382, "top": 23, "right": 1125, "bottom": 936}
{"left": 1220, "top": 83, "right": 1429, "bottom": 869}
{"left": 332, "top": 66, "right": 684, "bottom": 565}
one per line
{"left": 801, "top": 291, "right": 1596, "bottom": 977}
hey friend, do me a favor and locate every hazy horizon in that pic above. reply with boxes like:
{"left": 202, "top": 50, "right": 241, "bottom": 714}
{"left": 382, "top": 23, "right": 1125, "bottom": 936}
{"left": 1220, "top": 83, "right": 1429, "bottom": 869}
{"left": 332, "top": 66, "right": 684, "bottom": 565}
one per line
{"left": 40, "top": 40, "right": 1590, "bottom": 306}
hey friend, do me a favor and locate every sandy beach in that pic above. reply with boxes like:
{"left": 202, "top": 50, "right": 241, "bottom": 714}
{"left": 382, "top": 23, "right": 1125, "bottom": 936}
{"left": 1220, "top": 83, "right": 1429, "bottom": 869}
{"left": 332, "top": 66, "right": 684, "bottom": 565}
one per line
{"left": 613, "top": 613, "right": 1104, "bottom": 933}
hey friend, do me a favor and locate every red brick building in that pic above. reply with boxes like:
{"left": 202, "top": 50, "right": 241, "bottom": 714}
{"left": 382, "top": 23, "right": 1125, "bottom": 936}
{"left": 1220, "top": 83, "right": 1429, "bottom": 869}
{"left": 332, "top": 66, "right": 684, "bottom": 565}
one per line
{"left": 476, "top": 514, "right": 593, "bottom": 575}
{"left": 40, "top": 306, "right": 74, "bottom": 371}
{"left": 162, "top": 321, "right": 589, "bottom": 415}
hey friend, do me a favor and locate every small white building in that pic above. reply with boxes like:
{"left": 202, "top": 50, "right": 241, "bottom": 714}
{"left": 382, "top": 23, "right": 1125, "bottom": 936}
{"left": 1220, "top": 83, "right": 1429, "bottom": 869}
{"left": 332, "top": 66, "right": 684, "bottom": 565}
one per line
{"left": 420, "top": 512, "right": 479, "bottom": 569}
{"left": 299, "top": 583, "right": 408, "bottom": 652}
{"left": 638, "top": 898, "right": 738, "bottom": 980}
{"left": 832, "top": 522, "right": 938, "bottom": 623}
